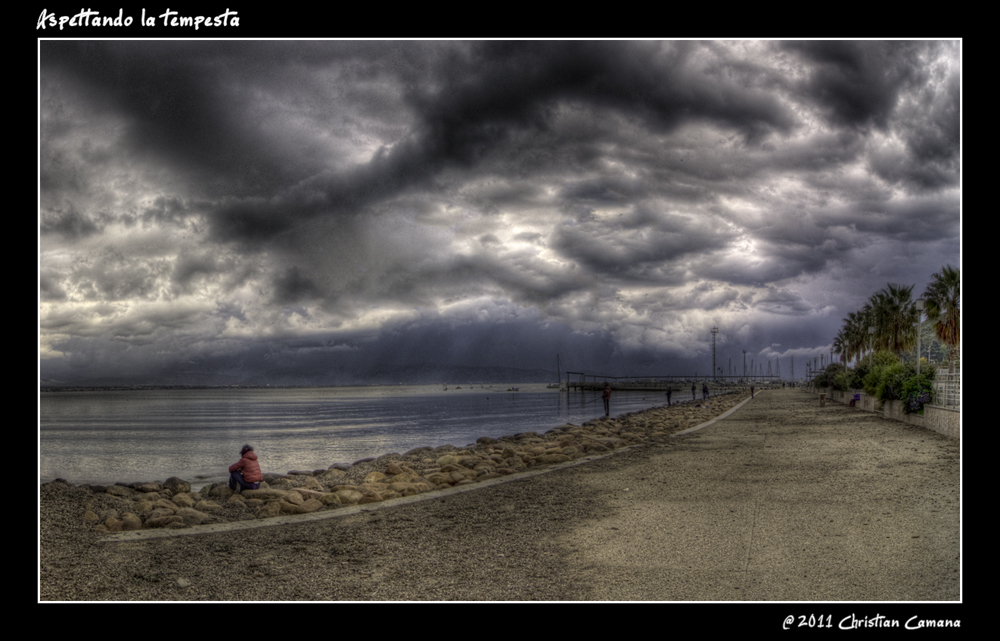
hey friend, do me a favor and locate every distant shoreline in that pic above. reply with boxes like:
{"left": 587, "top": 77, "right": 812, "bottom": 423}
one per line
{"left": 41, "top": 384, "right": 330, "bottom": 392}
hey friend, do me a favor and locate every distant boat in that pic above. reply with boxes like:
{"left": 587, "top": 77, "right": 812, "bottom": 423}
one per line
{"left": 547, "top": 354, "right": 562, "bottom": 388}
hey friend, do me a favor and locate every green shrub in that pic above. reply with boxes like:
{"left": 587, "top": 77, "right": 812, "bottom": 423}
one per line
{"left": 832, "top": 368, "right": 854, "bottom": 392}
{"left": 861, "top": 351, "right": 906, "bottom": 399}
{"left": 848, "top": 362, "right": 869, "bottom": 389}
{"left": 901, "top": 369, "right": 935, "bottom": 414}
{"left": 879, "top": 362, "right": 916, "bottom": 401}
{"left": 813, "top": 362, "right": 848, "bottom": 390}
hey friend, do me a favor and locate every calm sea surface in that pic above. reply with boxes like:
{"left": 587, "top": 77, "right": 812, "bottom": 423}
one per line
{"left": 39, "top": 383, "right": 720, "bottom": 489}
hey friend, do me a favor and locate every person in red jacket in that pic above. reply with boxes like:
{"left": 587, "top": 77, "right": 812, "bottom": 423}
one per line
{"left": 228, "top": 444, "right": 262, "bottom": 492}
{"left": 602, "top": 382, "right": 611, "bottom": 417}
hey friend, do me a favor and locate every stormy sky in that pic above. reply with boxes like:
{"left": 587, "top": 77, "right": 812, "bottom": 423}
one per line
{"left": 39, "top": 40, "right": 961, "bottom": 386}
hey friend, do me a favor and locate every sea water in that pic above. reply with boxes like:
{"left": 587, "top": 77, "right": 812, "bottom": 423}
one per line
{"left": 39, "top": 383, "right": 722, "bottom": 489}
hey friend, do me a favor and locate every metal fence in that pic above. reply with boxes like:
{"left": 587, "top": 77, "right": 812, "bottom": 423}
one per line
{"left": 933, "top": 368, "right": 961, "bottom": 408}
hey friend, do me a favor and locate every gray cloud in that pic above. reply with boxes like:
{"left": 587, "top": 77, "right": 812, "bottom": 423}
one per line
{"left": 39, "top": 40, "right": 961, "bottom": 386}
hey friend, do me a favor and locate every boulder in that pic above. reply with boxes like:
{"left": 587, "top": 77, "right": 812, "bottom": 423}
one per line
{"left": 297, "top": 498, "right": 324, "bottom": 514}
{"left": 105, "top": 484, "right": 138, "bottom": 499}
{"left": 318, "top": 469, "right": 348, "bottom": 484}
{"left": 403, "top": 446, "right": 433, "bottom": 457}
{"left": 194, "top": 499, "right": 223, "bottom": 512}
{"left": 177, "top": 507, "right": 210, "bottom": 525}
{"left": 121, "top": 513, "right": 143, "bottom": 531}
{"left": 153, "top": 498, "right": 180, "bottom": 512}
{"left": 256, "top": 501, "right": 281, "bottom": 519}
{"left": 301, "top": 476, "right": 324, "bottom": 491}
{"left": 164, "top": 477, "right": 191, "bottom": 494}
{"left": 319, "top": 493, "right": 342, "bottom": 506}
{"left": 208, "top": 485, "right": 233, "bottom": 499}
{"left": 172, "top": 493, "right": 196, "bottom": 508}
{"left": 144, "top": 515, "right": 185, "bottom": 528}
{"left": 292, "top": 488, "right": 325, "bottom": 501}
{"left": 334, "top": 489, "right": 364, "bottom": 505}
{"left": 426, "top": 472, "right": 452, "bottom": 486}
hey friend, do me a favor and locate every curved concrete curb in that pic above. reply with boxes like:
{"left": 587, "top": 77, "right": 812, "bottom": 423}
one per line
{"left": 99, "top": 448, "right": 627, "bottom": 542}
{"left": 100, "top": 394, "right": 756, "bottom": 542}
{"left": 670, "top": 390, "right": 757, "bottom": 437}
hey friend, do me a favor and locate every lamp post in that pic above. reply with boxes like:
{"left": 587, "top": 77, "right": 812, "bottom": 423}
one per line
{"left": 915, "top": 298, "right": 925, "bottom": 375}
{"left": 868, "top": 326, "right": 876, "bottom": 368}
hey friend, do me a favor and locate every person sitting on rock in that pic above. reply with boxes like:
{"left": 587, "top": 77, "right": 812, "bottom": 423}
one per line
{"left": 228, "top": 444, "right": 262, "bottom": 492}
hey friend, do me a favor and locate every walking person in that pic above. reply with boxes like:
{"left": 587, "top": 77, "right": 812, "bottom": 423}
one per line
{"left": 228, "top": 444, "right": 263, "bottom": 493}
{"left": 666, "top": 387, "right": 672, "bottom": 406}
{"left": 602, "top": 382, "right": 611, "bottom": 417}
{"left": 702, "top": 382, "right": 708, "bottom": 400}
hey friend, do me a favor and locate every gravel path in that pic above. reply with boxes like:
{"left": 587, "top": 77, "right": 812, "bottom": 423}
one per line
{"left": 40, "top": 389, "right": 960, "bottom": 602}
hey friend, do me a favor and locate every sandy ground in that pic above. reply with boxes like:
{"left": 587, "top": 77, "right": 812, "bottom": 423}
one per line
{"left": 40, "top": 388, "right": 960, "bottom": 603}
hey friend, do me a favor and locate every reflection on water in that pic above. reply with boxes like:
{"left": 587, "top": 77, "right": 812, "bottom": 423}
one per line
{"left": 40, "top": 384, "right": 724, "bottom": 488}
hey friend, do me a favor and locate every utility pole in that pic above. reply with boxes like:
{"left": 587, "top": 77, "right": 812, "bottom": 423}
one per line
{"left": 711, "top": 327, "right": 718, "bottom": 382}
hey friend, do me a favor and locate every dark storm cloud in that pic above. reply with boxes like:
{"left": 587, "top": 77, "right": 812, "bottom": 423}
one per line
{"left": 195, "top": 40, "right": 802, "bottom": 246}
{"left": 782, "top": 40, "right": 930, "bottom": 130}
{"left": 40, "top": 202, "right": 101, "bottom": 238}
{"left": 39, "top": 40, "right": 961, "bottom": 386}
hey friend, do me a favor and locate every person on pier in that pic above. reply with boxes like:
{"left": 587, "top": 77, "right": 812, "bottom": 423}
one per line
{"left": 602, "top": 382, "right": 611, "bottom": 417}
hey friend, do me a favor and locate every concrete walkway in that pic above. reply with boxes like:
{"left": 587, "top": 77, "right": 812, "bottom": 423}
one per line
{"left": 67, "top": 389, "right": 960, "bottom": 602}
{"left": 562, "top": 389, "right": 961, "bottom": 600}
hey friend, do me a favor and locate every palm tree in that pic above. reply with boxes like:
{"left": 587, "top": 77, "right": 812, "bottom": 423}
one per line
{"left": 841, "top": 308, "right": 872, "bottom": 366}
{"left": 923, "top": 265, "right": 960, "bottom": 371}
{"left": 870, "top": 283, "right": 918, "bottom": 356}
{"left": 833, "top": 329, "right": 847, "bottom": 364}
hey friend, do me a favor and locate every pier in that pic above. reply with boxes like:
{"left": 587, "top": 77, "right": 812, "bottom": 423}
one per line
{"left": 564, "top": 371, "right": 782, "bottom": 392}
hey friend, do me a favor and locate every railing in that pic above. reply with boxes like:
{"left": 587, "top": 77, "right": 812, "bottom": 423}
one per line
{"left": 933, "top": 368, "right": 961, "bottom": 408}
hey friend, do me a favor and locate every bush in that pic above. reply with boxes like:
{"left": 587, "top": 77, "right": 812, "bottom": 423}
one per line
{"left": 832, "top": 368, "right": 854, "bottom": 392}
{"left": 879, "top": 362, "right": 916, "bottom": 401}
{"left": 901, "top": 369, "right": 936, "bottom": 414}
{"left": 861, "top": 352, "right": 909, "bottom": 400}
{"left": 813, "top": 363, "right": 847, "bottom": 390}
{"left": 848, "top": 362, "right": 869, "bottom": 390}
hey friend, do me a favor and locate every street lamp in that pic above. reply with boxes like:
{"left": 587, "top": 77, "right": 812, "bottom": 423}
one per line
{"left": 868, "top": 326, "right": 876, "bottom": 368}
{"left": 915, "top": 298, "right": 925, "bottom": 375}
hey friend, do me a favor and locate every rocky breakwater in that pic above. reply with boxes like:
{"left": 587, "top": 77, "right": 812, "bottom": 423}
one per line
{"left": 51, "top": 392, "right": 749, "bottom": 533}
